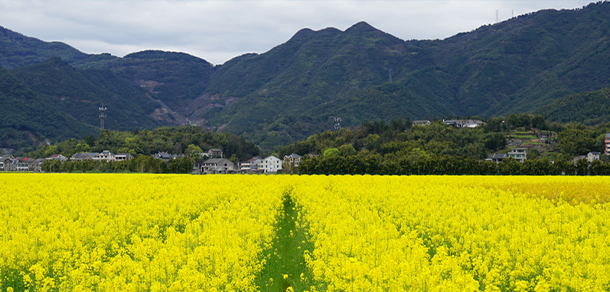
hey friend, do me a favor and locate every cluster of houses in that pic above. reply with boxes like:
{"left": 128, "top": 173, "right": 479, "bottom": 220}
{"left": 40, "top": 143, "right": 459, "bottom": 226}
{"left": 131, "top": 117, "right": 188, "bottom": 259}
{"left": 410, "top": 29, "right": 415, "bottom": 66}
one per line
{"left": 486, "top": 148, "right": 603, "bottom": 164}
{"left": 0, "top": 154, "right": 66, "bottom": 172}
{"left": 197, "top": 153, "right": 302, "bottom": 174}
{"left": 0, "top": 147, "right": 303, "bottom": 174}
{"left": 0, "top": 151, "right": 135, "bottom": 172}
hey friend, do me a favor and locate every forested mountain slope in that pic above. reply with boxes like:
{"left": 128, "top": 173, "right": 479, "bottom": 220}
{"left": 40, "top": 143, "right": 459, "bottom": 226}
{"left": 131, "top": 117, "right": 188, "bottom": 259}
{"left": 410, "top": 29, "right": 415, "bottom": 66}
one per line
{"left": 0, "top": 65, "right": 96, "bottom": 150}
{"left": 536, "top": 86, "right": 610, "bottom": 125}
{"left": 11, "top": 57, "right": 168, "bottom": 131}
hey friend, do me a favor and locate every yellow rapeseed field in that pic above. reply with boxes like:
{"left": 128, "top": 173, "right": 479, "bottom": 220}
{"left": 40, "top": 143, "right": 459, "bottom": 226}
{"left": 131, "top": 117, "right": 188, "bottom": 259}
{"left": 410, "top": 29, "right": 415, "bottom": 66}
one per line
{"left": 2, "top": 174, "right": 610, "bottom": 292}
{"left": 292, "top": 175, "right": 610, "bottom": 292}
{"left": 0, "top": 174, "right": 285, "bottom": 292}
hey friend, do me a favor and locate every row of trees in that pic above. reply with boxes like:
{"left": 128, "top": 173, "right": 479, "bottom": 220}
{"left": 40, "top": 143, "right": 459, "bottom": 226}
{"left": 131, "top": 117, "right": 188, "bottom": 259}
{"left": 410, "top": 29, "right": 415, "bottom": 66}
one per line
{"left": 298, "top": 154, "right": 610, "bottom": 176}
{"left": 42, "top": 156, "right": 193, "bottom": 174}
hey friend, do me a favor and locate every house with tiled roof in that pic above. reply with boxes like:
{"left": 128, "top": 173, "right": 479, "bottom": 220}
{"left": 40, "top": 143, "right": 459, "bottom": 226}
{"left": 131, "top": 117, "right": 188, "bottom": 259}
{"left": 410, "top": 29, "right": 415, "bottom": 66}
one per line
{"left": 485, "top": 154, "right": 508, "bottom": 163}
{"left": 284, "top": 153, "right": 302, "bottom": 167}
{"left": 94, "top": 150, "right": 115, "bottom": 161}
{"left": 16, "top": 157, "right": 37, "bottom": 171}
{"left": 153, "top": 152, "right": 182, "bottom": 162}
{"left": 0, "top": 155, "right": 15, "bottom": 171}
{"left": 207, "top": 148, "right": 224, "bottom": 158}
{"left": 201, "top": 158, "right": 235, "bottom": 174}
{"left": 71, "top": 153, "right": 97, "bottom": 161}
{"left": 46, "top": 154, "right": 68, "bottom": 162}
{"left": 240, "top": 157, "right": 263, "bottom": 173}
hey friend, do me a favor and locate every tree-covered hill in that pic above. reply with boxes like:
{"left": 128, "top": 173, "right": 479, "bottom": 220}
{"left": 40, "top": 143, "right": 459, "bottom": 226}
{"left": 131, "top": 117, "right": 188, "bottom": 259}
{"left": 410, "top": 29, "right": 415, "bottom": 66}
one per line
{"left": 0, "top": 65, "right": 97, "bottom": 151}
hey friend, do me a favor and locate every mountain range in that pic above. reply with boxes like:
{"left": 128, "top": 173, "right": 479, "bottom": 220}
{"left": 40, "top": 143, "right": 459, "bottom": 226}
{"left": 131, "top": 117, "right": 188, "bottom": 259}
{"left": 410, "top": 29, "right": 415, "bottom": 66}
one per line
{"left": 1, "top": 2, "right": 610, "bottom": 151}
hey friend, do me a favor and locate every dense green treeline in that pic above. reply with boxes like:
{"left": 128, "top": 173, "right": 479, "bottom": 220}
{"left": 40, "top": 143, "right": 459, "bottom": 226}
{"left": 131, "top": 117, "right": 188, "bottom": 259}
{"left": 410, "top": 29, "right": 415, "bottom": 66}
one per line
{"left": 298, "top": 155, "right": 610, "bottom": 176}
{"left": 278, "top": 113, "right": 610, "bottom": 175}
{"left": 41, "top": 156, "right": 193, "bottom": 174}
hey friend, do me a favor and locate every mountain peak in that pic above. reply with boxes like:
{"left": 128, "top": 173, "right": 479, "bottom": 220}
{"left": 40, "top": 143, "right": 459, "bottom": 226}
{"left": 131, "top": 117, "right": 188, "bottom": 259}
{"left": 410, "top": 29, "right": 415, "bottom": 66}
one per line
{"left": 345, "top": 21, "right": 377, "bottom": 33}
{"left": 292, "top": 28, "right": 315, "bottom": 40}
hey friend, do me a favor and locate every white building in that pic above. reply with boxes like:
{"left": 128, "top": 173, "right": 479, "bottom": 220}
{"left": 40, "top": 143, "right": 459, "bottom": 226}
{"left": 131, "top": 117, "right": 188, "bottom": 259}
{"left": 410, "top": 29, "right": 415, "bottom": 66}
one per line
{"left": 260, "top": 155, "right": 283, "bottom": 173}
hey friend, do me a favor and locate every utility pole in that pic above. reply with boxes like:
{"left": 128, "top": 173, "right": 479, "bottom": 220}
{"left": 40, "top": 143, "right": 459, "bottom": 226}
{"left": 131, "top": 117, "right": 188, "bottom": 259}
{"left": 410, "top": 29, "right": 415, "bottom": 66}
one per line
{"left": 99, "top": 103, "right": 107, "bottom": 130}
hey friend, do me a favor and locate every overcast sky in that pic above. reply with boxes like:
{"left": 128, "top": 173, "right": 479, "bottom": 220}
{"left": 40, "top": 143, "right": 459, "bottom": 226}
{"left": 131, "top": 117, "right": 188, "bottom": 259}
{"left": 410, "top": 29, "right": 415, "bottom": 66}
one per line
{"left": 0, "top": 0, "right": 597, "bottom": 65}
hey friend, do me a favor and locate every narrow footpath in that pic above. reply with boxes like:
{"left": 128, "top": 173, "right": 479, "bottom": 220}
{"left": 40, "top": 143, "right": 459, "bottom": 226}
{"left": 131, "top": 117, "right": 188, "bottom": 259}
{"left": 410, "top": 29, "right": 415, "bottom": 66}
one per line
{"left": 256, "top": 193, "right": 315, "bottom": 292}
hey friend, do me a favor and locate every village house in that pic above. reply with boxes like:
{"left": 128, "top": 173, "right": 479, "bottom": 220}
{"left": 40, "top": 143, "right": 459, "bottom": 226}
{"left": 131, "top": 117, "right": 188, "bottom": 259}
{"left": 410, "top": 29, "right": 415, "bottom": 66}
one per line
{"left": 152, "top": 152, "right": 183, "bottom": 162}
{"left": 240, "top": 157, "right": 262, "bottom": 173}
{"left": 284, "top": 153, "right": 302, "bottom": 168}
{"left": 573, "top": 151, "right": 601, "bottom": 164}
{"left": 206, "top": 148, "right": 224, "bottom": 158}
{"left": 605, "top": 133, "right": 610, "bottom": 155}
{"left": 71, "top": 153, "right": 97, "bottom": 161}
{"left": 35, "top": 158, "right": 45, "bottom": 171}
{"left": 0, "top": 155, "right": 16, "bottom": 171}
{"left": 201, "top": 158, "right": 235, "bottom": 174}
{"left": 16, "top": 157, "right": 39, "bottom": 172}
{"left": 485, "top": 154, "right": 508, "bottom": 163}
{"left": 260, "top": 155, "right": 283, "bottom": 173}
{"left": 46, "top": 154, "right": 68, "bottom": 162}
{"left": 114, "top": 153, "right": 134, "bottom": 161}
{"left": 508, "top": 148, "right": 527, "bottom": 163}
{"left": 94, "top": 150, "right": 115, "bottom": 161}
{"left": 0, "top": 155, "right": 13, "bottom": 171}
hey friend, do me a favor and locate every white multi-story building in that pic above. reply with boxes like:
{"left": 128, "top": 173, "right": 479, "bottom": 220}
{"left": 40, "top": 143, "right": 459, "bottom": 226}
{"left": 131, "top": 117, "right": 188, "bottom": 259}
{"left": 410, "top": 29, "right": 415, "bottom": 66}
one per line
{"left": 260, "top": 155, "right": 283, "bottom": 173}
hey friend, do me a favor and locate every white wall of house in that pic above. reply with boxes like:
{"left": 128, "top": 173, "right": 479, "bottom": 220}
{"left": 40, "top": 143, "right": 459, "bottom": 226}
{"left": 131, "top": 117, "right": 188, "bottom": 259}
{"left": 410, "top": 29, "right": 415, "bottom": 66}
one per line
{"left": 261, "top": 156, "right": 283, "bottom": 173}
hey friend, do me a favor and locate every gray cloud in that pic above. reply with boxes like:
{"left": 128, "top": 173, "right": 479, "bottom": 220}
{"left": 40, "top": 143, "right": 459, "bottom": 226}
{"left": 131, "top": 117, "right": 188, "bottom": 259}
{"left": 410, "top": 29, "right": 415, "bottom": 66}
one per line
{"left": 0, "top": 0, "right": 596, "bottom": 64}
